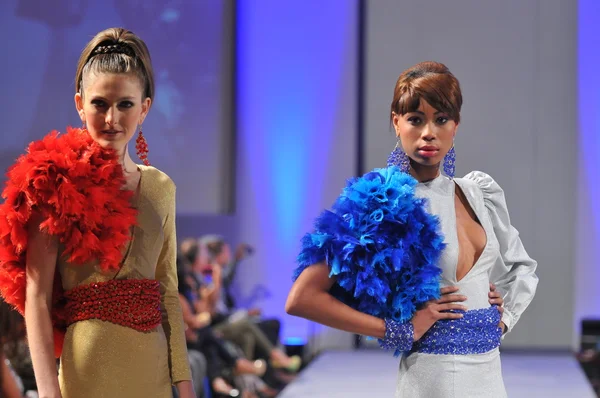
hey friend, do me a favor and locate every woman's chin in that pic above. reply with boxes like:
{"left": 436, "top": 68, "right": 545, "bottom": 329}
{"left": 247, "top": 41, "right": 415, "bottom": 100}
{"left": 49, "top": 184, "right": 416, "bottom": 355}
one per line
{"left": 93, "top": 137, "right": 125, "bottom": 153}
{"left": 413, "top": 158, "right": 442, "bottom": 168}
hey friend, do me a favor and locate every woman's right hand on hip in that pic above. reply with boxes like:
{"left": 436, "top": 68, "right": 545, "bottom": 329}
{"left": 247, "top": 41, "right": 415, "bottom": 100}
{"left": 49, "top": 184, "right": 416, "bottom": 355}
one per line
{"left": 411, "top": 286, "right": 467, "bottom": 341}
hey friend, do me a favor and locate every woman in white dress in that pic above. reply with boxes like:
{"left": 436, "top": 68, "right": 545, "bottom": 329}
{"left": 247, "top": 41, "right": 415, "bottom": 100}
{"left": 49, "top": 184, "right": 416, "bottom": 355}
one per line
{"left": 285, "top": 61, "right": 538, "bottom": 397}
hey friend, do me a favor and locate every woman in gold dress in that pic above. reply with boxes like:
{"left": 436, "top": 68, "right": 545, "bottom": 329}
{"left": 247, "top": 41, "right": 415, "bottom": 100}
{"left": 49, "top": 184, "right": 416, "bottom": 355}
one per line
{"left": 0, "top": 28, "right": 194, "bottom": 397}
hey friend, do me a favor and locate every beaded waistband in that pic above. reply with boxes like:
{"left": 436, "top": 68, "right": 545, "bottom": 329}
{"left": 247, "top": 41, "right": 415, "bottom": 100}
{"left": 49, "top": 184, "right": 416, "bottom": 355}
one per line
{"left": 64, "top": 279, "right": 162, "bottom": 332}
{"left": 411, "top": 306, "right": 502, "bottom": 355}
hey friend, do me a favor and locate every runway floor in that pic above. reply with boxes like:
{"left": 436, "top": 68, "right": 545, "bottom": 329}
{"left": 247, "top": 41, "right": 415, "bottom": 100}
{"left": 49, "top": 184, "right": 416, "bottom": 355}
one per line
{"left": 279, "top": 349, "right": 595, "bottom": 397}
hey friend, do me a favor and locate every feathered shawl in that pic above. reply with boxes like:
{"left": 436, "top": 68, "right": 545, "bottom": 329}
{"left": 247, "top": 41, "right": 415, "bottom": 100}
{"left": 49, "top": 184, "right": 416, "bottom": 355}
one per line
{"left": 295, "top": 167, "right": 445, "bottom": 327}
{"left": 0, "top": 127, "right": 137, "bottom": 357}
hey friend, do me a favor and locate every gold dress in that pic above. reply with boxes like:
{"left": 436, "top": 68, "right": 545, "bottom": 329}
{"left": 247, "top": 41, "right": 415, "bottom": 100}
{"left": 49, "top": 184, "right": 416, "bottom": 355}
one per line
{"left": 57, "top": 165, "right": 191, "bottom": 398}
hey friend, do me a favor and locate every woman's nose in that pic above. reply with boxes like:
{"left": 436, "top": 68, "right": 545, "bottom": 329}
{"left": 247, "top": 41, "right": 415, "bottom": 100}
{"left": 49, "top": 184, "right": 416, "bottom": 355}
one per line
{"left": 105, "top": 107, "right": 116, "bottom": 126}
{"left": 421, "top": 124, "right": 435, "bottom": 140}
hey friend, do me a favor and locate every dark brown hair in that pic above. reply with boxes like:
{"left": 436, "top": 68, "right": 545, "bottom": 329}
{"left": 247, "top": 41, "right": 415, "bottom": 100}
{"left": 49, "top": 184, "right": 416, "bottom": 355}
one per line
{"left": 206, "top": 240, "right": 225, "bottom": 259}
{"left": 182, "top": 241, "right": 199, "bottom": 265}
{"left": 75, "top": 27, "right": 155, "bottom": 100}
{"left": 390, "top": 61, "right": 462, "bottom": 124}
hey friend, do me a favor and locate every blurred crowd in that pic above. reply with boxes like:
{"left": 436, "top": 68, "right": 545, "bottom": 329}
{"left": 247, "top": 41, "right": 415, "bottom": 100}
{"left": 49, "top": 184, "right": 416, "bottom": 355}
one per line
{"left": 0, "top": 235, "right": 300, "bottom": 398}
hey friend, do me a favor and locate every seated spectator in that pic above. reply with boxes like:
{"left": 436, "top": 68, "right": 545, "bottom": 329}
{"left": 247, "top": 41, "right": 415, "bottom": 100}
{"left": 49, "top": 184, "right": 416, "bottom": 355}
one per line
{"left": 177, "top": 253, "right": 270, "bottom": 398}
{"left": 187, "top": 350, "right": 207, "bottom": 398}
{"left": 0, "top": 357, "right": 23, "bottom": 398}
{"left": 182, "top": 238, "right": 300, "bottom": 373}
{"left": 0, "top": 299, "right": 29, "bottom": 398}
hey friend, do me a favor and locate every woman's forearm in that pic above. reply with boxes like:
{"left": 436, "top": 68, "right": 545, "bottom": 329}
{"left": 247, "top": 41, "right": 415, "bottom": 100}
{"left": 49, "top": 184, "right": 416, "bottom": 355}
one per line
{"left": 176, "top": 380, "right": 195, "bottom": 398}
{"left": 24, "top": 216, "right": 61, "bottom": 398}
{"left": 286, "top": 288, "right": 386, "bottom": 339}
{"left": 207, "top": 285, "right": 219, "bottom": 303}
{"left": 205, "top": 285, "right": 220, "bottom": 313}
{"left": 25, "top": 300, "right": 61, "bottom": 398}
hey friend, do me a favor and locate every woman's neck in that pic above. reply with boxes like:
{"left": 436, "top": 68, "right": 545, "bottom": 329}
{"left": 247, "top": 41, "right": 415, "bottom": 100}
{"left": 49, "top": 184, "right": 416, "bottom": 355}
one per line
{"left": 409, "top": 161, "right": 441, "bottom": 183}
{"left": 117, "top": 145, "right": 138, "bottom": 174}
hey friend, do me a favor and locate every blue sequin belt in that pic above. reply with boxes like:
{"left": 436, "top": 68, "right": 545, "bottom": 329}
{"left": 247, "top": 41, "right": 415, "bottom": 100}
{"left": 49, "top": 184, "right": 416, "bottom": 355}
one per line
{"left": 411, "top": 306, "right": 502, "bottom": 355}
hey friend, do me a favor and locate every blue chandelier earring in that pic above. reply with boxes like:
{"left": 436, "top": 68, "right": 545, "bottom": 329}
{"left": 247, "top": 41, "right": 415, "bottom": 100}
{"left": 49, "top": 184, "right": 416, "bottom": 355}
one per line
{"left": 443, "top": 145, "right": 456, "bottom": 178}
{"left": 387, "top": 141, "right": 410, "bottom": 173}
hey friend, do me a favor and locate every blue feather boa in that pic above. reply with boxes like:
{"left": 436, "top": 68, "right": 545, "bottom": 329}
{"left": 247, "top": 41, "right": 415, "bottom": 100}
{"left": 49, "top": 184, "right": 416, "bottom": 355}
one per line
{"left": 294, "top": 166, "right": 445, "bottom": 325}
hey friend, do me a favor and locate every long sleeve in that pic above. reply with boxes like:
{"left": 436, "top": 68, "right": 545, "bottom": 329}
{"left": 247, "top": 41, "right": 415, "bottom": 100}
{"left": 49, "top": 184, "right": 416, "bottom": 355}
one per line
{"left": 465, "top": 171, "right": 539, "bottom": 334}
{"left": 155, "top": 181, "right": 192, "bottom": 383}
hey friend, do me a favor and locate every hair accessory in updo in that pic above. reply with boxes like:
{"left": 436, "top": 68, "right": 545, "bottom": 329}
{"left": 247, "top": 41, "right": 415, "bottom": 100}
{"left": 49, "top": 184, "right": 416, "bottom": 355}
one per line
{"left": 92, "top": 43, "right": 135, "bottom": 57}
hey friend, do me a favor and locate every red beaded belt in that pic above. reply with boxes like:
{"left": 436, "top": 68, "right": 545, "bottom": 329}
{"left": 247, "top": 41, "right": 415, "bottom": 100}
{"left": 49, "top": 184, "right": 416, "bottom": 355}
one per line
{"left": 64, "top": 279, "right": 162, "bottom": 332}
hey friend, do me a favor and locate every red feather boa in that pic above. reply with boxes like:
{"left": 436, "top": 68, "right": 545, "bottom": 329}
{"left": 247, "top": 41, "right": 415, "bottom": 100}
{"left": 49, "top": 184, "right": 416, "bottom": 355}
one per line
{"left": 0, "top": 127, "right": 138, "bottom": 357}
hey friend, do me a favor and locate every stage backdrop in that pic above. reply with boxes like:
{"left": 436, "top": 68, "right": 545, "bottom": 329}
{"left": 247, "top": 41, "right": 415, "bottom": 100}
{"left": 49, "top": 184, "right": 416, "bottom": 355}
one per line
{"left": 362, "top": 0, "right": 577, "bottom": 349}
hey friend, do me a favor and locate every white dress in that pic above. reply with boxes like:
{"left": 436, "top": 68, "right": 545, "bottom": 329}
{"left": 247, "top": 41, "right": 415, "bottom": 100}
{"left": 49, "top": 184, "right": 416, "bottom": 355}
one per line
{"left": 396, "top": 171, "right": 538, "bottom": 398}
